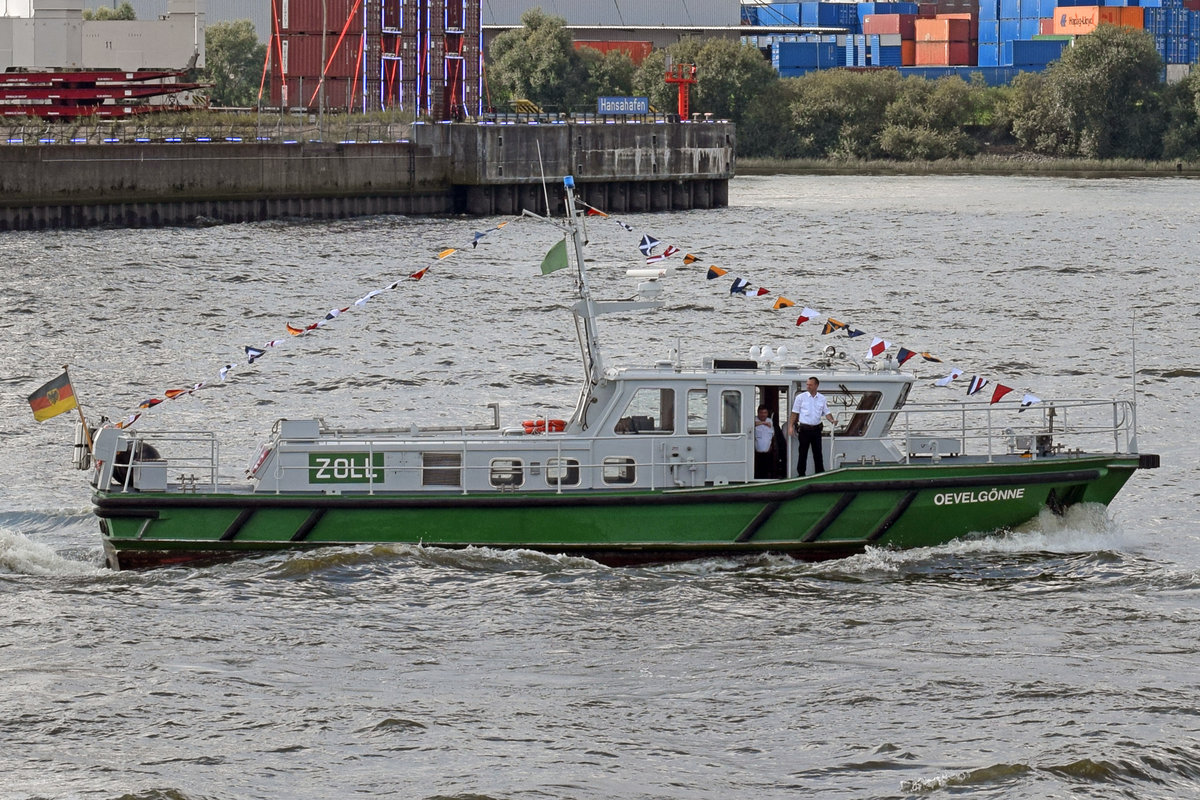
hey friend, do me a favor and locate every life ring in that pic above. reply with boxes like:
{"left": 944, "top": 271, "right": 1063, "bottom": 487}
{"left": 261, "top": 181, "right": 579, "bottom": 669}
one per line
{"left": 522, "top": 419, "right": 566, "bottom": 434}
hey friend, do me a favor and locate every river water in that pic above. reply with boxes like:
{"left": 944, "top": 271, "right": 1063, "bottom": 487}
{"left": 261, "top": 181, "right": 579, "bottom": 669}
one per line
{"left": 1, "top": 175, "right": 1198, "bottom": 800}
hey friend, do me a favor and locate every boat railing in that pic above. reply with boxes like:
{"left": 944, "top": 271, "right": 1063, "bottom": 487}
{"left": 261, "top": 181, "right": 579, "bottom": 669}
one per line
{"left": 108, "top": 430, "right": 220, "bottom": 493}
{"left": 827, "top": 397, "right": 1136, "bottom": 467}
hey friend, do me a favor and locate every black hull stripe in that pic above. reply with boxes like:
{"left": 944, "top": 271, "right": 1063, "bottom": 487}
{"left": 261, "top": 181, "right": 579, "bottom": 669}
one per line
{"left": 803, "top": 492, "right": 857, "bottom": 542}
{"left": 94, "top": 468, "right": 1106, "bottom": 514}
{"left": 219, "top": 508, "right": 255, "bottom": 541}
{"left": 291, "top": 509, "right": 326, "bottom": 542}
{"left": 734, "top": 501, "right": 781, "bottom": 543}
{"left": 867, "top": 491, "right": 919, "bottom": 543}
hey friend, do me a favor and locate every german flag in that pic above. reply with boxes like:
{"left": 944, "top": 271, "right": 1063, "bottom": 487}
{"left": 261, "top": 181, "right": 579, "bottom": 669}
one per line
{"left": 28, "top": 370, "right": 77, "bottom": 422}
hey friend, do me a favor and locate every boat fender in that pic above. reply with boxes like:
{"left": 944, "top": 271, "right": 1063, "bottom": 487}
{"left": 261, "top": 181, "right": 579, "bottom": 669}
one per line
{"left": 521, "top": 419, "right": 566, "bottom": 434}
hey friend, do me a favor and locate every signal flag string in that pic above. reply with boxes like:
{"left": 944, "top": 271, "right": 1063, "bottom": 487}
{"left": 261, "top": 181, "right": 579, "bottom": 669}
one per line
{"left": 574, "top": 199, "right": 1042, "bottom": 411}
{"left": 102, "top": 217, "right": 525, "bottom": 431}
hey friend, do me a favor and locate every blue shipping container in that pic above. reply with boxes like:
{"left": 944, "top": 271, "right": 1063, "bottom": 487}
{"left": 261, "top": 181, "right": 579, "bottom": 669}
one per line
{"left": 1000, "top": 0, "right": 1022, "bottom": 18}
{"left": 1019, "top": 0, "right": 1041, "bottom": 18}
{"left": 980, "top": 0, "right": 1001, "bottom": 19}
{"left": 978, "top": 43, "right": 1002, "bottom": 65}
{"left": 1011, "top": 37, "right": 1069, "bottom": 64}
{"left": 765, "top": 3, "right": 802, "bottom": 24}
{"left": 1002, "top": 40, "right": 1014, "bottom": 64}
{"left": 980, "top": 20, "right": 1002, "bottom": 42}
{"left": 778, "top": 66, "right": 814, "bottom": 77}
{"left": 1000, "top": 19, "right": 1021, "bottom": 40}
{"left": 1145, "top": 8, "right": 1167, "bottom": 33}
{"left": 1019, "top": 17, "right": 1042, "bottom": 37}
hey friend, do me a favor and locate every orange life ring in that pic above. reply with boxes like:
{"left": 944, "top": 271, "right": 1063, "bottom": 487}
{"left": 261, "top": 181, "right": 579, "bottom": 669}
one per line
{"left": 521, "top": 419, "right": 566, "bottom": 434}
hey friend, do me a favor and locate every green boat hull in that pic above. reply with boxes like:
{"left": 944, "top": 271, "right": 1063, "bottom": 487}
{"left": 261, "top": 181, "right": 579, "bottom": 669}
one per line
{"left": 94, "top": 455, "right": 1146, "bottom": 569}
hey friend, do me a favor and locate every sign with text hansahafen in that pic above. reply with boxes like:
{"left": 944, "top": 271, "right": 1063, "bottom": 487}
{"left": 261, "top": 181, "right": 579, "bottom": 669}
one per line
{"left": 597, "top": 96, "right": 649, "bottom": 115}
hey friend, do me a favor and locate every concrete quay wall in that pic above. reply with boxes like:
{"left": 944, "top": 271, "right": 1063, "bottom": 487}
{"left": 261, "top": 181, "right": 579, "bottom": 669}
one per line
{"left": 0, "top": 121, "right": 735, "bottom": 230}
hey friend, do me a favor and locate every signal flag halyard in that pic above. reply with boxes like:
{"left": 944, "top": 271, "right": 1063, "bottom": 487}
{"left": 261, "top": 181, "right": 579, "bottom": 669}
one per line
{"left": 28, "top": 370, "right": 78, "bottom": 422}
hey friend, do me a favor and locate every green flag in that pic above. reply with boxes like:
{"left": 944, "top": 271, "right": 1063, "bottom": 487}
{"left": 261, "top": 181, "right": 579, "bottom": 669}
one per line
{"left": 540, "top": 239, "right": 569, "bottom": 274}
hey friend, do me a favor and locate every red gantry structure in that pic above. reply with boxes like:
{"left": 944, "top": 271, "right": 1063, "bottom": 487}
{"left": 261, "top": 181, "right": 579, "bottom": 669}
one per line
{"left": 664, "top": 62, "right": 697, "bottom": 119}
{"left": 0, "top": 70, "right": 202, "bottom": 118}
{"left": 269, "top": 0, "right": 482, "bottom": 118}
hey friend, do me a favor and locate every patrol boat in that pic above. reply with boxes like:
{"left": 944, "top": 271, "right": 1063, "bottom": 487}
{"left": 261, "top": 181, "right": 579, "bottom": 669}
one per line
{"left": 87, "top": 177, "right": 1158, "bottom": 569}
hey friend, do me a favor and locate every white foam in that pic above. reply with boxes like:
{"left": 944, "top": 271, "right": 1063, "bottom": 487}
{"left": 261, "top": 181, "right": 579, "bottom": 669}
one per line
{"left": 0, "top": 527, "right": 103, "bottom": 577}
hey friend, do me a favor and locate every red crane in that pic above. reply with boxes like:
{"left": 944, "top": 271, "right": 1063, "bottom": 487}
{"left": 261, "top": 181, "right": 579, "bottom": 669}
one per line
{"left": 663, "top": 63, "right": 697, "bottom": 119}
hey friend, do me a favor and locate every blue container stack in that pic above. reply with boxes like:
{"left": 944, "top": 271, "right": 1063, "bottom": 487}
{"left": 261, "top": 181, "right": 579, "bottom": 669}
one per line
{"left": 1145, "top": 0, "right": 1198, "bottom": 64}
{"left": 773, "top": 39, "right": 843, "bottom": 75}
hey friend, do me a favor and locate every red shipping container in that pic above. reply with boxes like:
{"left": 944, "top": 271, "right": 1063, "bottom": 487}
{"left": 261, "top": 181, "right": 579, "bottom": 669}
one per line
{"left": 280, "top": 34, "right": 362, "bottom": 80}
{"left": 914, "top": 40, "right": 972, "bottom": 65}
{"left": 914, "top": 18, "right": 972, "bottom": 42}
{"left": 1039, "top": 17, "right": 1055, "bottom": 34}
{"left": 862, "top": 13, "right": 918, "bottom": 38}
{"left": 918, "top": 3, "right": 938, "bottom": 17}
{"left": 279, "top": 0, "right": 363, "bottom": 35}
{"left": 573, "top": 40, "right": 654, "bottom": 65}
{"left": 937, "top": 13, "right": 979, "bottom": 40}
{"left": 901, "top": 39, "right": 916, "bottom": 65}
{"left": 1121, "top": 6, "right": 1144, "bottom": 28}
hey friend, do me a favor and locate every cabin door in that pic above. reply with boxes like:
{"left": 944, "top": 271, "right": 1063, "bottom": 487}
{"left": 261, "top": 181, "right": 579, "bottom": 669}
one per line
{"left": 755, "top": 385, "right": 789, "bottom": 480}
{"left": 707, "top": 387, "right": 748, "bottom": 484}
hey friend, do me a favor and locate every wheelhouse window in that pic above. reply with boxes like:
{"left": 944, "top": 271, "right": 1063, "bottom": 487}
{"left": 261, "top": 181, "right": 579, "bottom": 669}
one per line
{"left": 826, "top": 390, "right": 884, "bottom": 437}
{"left": 422, "top": 452, "right": 462, "bottom": 487}
{"left": 687, "top": 389, "right": 707, "bottom": 434}
{"left": 721, "top": 390, "right": 742, "bottom": 434}
{"left": 614, "top": 388, "right": 675, "bottom": 435}
{"left": 602, "top": 456, "right": 636, "bottom": 484}
{"left": 489, "top": 458, "right": 524, "bottom": 488}
{"left": 546, "top": 458, "right": 580, "bottom": 487}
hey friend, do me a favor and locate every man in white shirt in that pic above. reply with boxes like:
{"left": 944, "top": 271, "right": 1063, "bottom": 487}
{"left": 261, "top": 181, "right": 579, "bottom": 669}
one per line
{"left": 787, "top": 376, "right": 837, "bottom": 476}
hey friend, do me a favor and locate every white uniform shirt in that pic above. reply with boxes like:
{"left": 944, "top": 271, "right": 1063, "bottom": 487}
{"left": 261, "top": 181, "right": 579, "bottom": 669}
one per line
{"left": 791, "top": 391, "right": 830, "bottom": 426}
{"left": 754, "top": 419, "right": 775, "bottom": 452}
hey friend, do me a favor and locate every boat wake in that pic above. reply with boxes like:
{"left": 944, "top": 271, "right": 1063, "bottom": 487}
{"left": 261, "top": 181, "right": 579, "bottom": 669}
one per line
{"left": 0, "top": 523, "right": 103, "bottom": 577}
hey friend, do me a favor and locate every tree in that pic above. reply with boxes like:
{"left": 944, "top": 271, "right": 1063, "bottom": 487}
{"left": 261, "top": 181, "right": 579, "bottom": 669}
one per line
{"left": 83, "top": 2, "right": 135, "bottom": 20}
{"left": 202, "top": 20, "right": 267, "bottom": 108}
{"left": 1017, "top": 26, "right": 1163, "bottom": 158}
{"left": 632, "top": 39, "right": 777, "bottom": 123}
{"left": 1161, "top": 71, "right": 1200, "bottom": 160}
{"left": 583, "top": 49, "right": 636, "bottom": 102}
{"left": 486, "top": 9, "right": 593, "bottom": 111}
{"left": 878, "top": 76, "right": 977, "bottom": 160}
{"left": 783, "top": 69, "right": 902, "bottom": 159}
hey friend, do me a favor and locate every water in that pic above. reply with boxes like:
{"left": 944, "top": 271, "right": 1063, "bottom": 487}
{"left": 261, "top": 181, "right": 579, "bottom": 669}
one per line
{"left": 1, "top": 175, "right": 1199, "bottom": 799}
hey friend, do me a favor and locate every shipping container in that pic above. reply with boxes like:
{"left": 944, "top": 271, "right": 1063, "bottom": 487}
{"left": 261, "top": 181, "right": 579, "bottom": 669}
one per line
{"left": 978, "top": 42, "right": 1003, "bottom": 64}
{"left": 918, "top": 2, "right": 938, "bottom": 17}
{"left": 763, "top": 3, "right": 802, "bottom": 25}
{"left": 1000, "top": 0, "right": 1021, "bottom": 18}
{"left": 914, "top": 39, "right": 973, "bottom": 62}
{"left": 277, "top": 33, "right": 363, "bottom": 79}
{"left": 980, "top": 19, "right": 1001, "bottom": 40}
{"left": 573, "top": 40, "right": 654, "bottom": 65}
{"left": 938, "top": 12, "right": 980, "bottom": 38}
{"left": 1051, "top": 5, "right": 1132, "bottom": 32}
{"left": 1011, "top": 37, "right": 1069, "bottom": 62}
{"left": 1000, "top": 18, "right": 1020, "bottom": 38}
{"left": 980, "top": 0, "right": 1000, "bottom": 19}
{"left": 280, "top": 0, "right": 364, "bottom": 36}
{"left": 772, "top": 40, "right": 842, "bottom": 67}
{"left": 915, "top": 17, "right": 973, "bottom": 39}
{"left": 1039, "top": 17, "right": 1055, "bottom": 33}
{"left": 862, "top": 13, "right": 919, "bottom": 36}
